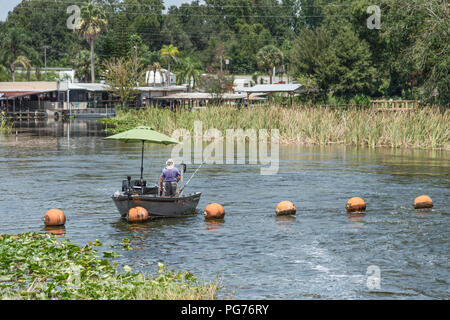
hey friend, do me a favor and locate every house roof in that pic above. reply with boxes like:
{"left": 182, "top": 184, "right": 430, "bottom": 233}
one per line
{"left": 239, "top": 84, "right": 303, "bottom": 93}
{"left": 67, "top": 83, "right": 110, "bottom": 91}
{"left": 154, "top": 92, "right": 248, "bottom": 100}
{"left": 0, "top": 81, "right": 109, "bottom": 93}
{"left": 137, "top": 86, "right": 187, "bottom": 92}
{"left": 0, "top": 81, "right": 189, "bottom": 96}
{"left": 0, "top": 91, "right": 42, "bottom": 99}
{"left": 0, "top": 81, "right": 58, "bottom": 92}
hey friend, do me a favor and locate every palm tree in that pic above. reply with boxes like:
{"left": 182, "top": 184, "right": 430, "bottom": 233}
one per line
{"left": 0, "top": 64, "right": 10, "bottom": 81}
{"left": 76, "top": 2, "right": 107, "bottom": 83}
{"left": 1, "top": 27, "right": 32, "bottom": 82}
{"left": 256, "top": 45, "right": 284, "bottom": 84}
{"left": 160, "top": 44, "right": 179, "bottom": 86}
{"left": 14, "top": 56, "right": 32, "bottom": 81}
{"left": 72, "top": 49, "right": 92, "bottom": 83}
{"left": 177, "top": 57, "right": 202, "bottom": 91}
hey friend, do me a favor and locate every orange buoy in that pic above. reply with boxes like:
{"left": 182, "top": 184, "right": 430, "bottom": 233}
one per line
{"left": 276, "top": 201, "right": 296, "bottom": 216}
{"left": 44, "top": 209, "right": 66, "bottom": 226}
{"left": 414, "top": 195, "right": 433, "bottom": 209}
{"left": 204, "top": 203, "right": 225, "bottom": 219}
{"left": 127, "top": 206, "right": 149, "bottom": 222}
{"left": 346, "top": 197, "right": 366, "bottom": 213}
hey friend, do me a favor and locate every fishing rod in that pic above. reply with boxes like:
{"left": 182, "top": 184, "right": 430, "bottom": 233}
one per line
{"left": 179, "top": 160, "right": 206, "bottom": 195}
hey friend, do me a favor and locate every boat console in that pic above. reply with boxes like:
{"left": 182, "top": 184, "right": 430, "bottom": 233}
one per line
{"left": 122, "top": 176, "right": 158, "bottom": 195}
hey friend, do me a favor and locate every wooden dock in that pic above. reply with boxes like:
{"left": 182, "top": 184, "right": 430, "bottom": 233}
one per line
{"left": 6, "top": 110, "right": 47, "bottom": 119}
{"left": 5, "top": 108, "right": 116, "bottom": 119}
{"left": 370, "top": 99, "right": 419, "bottom": 111}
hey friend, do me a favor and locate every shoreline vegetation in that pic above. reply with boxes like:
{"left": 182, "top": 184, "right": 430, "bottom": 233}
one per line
{"left": 100, "top": 105, "right": 450, "bottom": 150}
{"left": 0, "top": 233, "right": 218, "bottom": 300}
{"left": 0, "top": 112, "right": 12, "bottom": 134}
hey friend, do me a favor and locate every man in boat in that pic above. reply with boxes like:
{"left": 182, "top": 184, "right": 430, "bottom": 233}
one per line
{"left": 159, "top": 159, "right": 181, "bottom": 197}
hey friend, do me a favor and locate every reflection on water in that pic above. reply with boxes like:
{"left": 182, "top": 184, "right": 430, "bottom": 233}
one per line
{"left": 205, "top": 219, "right": 225, "bottom": 231}
{"left": 0, "top": 119, "right": 449, "bottom": 299}
{"left": 43, "top": 225, "right": 66, "bottom": 237}
{"left": 347, "top": 213, "right": 365, "bottom": 229}
{"left": 275, "top": 215, "right": 296, "bottom": 231}
{"left": 347, "top": 213, "right": 365, "bottom": 222}
{"left": 415, "top": 209, "right": 434, "bottom": 218}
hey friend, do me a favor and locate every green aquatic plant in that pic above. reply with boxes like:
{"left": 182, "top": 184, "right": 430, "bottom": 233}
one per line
{"left": 0, "top": 111, "right": 13, "bottom": 134}
{"left": 0, "top": 233, "right": 218, "bottom": 300}
{"left": 100, "top": 105, "right": 450, "bottom": 150}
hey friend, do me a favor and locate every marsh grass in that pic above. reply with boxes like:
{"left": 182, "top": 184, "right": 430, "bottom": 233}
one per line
{"left": 0, "top": 233, "right": 218, "bottom": 300}
{"left": 101, "top": 105, "right": 450, "bottom": 150}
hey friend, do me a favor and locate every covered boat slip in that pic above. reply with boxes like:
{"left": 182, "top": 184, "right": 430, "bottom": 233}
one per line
{"left": 0, "top": 81, "right": 188, "bottom": 117}
{"left": 239, "top": 84, "right": 305, "bottom": 106}
{"left": 0, "top": 81, "right": 115, "bottom": 117}
{"left": 153, "top": 92, "right": 249, "bottom": 109}
{"left": 154, "top": 84, "right": 306, "bottom": 109}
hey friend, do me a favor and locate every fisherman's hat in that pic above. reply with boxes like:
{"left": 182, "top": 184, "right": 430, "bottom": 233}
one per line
{"left": 165, "top": 159, "right": 175, "bottom": 170}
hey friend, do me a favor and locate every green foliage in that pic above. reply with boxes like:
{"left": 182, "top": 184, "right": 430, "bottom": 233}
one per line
{"left": 198, "top": 72, "right": 235, "bottom": 102}
{"left": 381, "top": 0, "right": 449, "bottom": 105}
{"left": 0, "top": 26, "right": 36, "bottom": 81}
{"left": 0, "top": 111, "right": 13, "bottom": 134}
{"left": 76, "top": 1, "right": 108, "bottom": 82}
{"left": 72, "top": 50, "right": 94, "bottom": 83}
{"left": 256, "top": 45, "right": 284, "bottom": 84}
{"left": 102, "top": 55, "right": 145, "bottom": 107}
{"left": 350, "top": 94, "right": 372, "bottom": 106}
{"left": 0, "top": 233, "right": 218, "bottom": 300}
{"left": 290, "top": 23, "right": 376, "bottom": 101}
{"left": 3, "top": 0, "right": 82, "bottom": 68}
{"left": 160, "top": 44, "right": 180, "bottom": 75}
{"left": 0, "top": 0, "right": 447, "bottom": 104}
{"left": 175, "top": 56, "right": 203, "bottom": 90}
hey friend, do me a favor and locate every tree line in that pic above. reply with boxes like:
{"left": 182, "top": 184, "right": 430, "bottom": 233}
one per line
{"left": 0, "top": 0, "right": 448, "bottom": 106}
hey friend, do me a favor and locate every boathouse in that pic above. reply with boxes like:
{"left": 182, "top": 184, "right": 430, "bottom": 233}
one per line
{"left": 0, "top": 81, "right": 186, "bottom": 117}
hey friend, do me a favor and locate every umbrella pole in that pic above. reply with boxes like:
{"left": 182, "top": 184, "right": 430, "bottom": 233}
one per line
{"left": 140, "top": 140, "right": 144, "bottom": 181}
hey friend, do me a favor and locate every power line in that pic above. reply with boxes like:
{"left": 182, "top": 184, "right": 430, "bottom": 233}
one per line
{"left": 13, "top": 1, "right": 352, "bottom": 8}
{"left": 7, "top": 7, "right": 352, "bottom": 18}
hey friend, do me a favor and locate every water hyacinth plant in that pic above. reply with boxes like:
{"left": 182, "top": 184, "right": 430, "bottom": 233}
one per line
{"left": 100, "top": 105, "right": 450, "bottom": 150}
{"left": 0, "top": 233, "right": 218, "bottom": 300}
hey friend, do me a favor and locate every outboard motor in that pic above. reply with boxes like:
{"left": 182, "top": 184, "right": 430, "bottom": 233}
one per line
{"left": 122, "top": 176, "right": 134, "bottom": 194}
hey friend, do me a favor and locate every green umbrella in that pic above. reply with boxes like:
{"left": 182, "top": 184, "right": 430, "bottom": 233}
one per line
{"left": 105, "top": 126, "right": 179, "bottom": 180}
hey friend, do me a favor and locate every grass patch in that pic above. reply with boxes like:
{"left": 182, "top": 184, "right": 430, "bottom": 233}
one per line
{"left": 100, "top": 105, "right": 450, "bottom": 150}
{"left": 0, "top": 233, "right": 218, "bottom": 300}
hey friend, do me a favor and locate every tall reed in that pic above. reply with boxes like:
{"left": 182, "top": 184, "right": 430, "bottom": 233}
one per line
{"left": 101, "top": 105, "right": 450, "bottom": 150}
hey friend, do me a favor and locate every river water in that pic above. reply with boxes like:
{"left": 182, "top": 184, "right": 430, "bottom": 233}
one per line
{"left": 0, "top": 119, "right": 448, "bottom": 299}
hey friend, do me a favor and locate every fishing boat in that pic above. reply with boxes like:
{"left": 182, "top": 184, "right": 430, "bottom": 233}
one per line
{"left": 105, "top": 126, "right": 201, "bottom": 219}
{"left": 112, "top": 168, "right": 201, "bottom": 218}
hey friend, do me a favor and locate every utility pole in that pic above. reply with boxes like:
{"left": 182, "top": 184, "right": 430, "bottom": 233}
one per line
{"left": 67, "top": 80, "right": 70, "bottom": 118}
{"left": 43, "top": 45, "right": 50, "bottom": 69}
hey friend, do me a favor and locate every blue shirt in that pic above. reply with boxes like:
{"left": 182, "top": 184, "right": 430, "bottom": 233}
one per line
{"left": 161, "top": 167, "right": 180, "bottom": 182}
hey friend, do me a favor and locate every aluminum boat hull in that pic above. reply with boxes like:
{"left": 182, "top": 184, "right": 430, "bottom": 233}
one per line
{"left": 112, "top": 192, "right": 202, "bottom": 218}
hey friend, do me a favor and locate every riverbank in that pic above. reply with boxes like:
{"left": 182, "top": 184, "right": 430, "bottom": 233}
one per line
{"left": 0, "top": 233, "right": 218, "bottom": 300}
{"left": 100, "top": 105, "right": 450, "bottom": 150}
